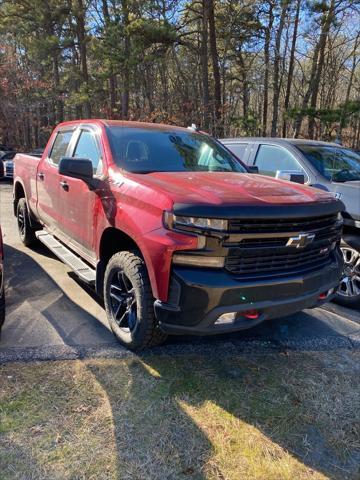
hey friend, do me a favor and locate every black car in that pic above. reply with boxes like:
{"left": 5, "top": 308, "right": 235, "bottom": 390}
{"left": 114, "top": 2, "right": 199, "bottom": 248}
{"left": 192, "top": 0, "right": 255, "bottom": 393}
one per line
{"left": 0, "top": 226, "right": 5, "bottom": 334}
{"left": 0, "top": 144, "right": 14, "bottom": 151}
{"left": 221, "top": 137, "right": 360, "bottom": 308}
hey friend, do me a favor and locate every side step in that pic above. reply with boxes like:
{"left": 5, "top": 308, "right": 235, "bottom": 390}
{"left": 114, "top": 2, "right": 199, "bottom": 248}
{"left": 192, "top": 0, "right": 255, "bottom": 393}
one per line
{"left": 36, "top": 231, "right": 96, "bottom": 285}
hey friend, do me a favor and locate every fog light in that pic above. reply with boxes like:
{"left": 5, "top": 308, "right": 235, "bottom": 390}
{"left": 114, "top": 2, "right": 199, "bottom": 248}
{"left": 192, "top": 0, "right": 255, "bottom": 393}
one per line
{"left": 215, "top": 313, "right": 237, "bottom": 325}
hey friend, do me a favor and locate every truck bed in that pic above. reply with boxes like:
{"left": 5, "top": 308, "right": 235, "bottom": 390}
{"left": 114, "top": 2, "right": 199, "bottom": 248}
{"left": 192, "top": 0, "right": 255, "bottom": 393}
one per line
{"left": 14, "top": 153, "right": 41, "bottom": 217}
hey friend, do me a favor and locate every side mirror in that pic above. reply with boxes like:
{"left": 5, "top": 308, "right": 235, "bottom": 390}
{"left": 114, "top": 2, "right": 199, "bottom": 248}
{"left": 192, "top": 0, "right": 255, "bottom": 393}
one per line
{"left": 276, "top": 170, "right": 305, "bottom": 184}
{"left": 59, "top": 157, "right": 93, "bottom": 181}
{"left": 247, "top": 165, "right": 259, "bottom": 174}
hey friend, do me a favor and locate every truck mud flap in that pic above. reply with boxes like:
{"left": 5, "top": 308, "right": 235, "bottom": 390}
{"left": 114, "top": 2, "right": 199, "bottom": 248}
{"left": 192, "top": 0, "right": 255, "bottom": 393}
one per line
{"left": 36, "top": 231, "right": 96, "bottom": 285}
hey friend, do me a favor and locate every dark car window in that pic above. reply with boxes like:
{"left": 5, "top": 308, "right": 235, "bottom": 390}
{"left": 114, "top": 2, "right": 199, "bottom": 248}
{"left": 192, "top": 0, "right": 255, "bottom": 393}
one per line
{"left": 296, "top": 145, "right": 360, "bottom": 182}
{"left": 107, "top": 127, "right": 247, "bottom": 173}
{"left": 226, "top": 143, "right": 248, "bottom": 161}
{"left": 49, "top": 131, "right": 73, "bottom": 165}
{"left": 1, "top": 152, "right": 16, "bottom": 160}
{"left": 73, "top": 130, "right": 102, "bottom": 175}
{"left": 255, "top": 144, "right": 301, "bottom": 176}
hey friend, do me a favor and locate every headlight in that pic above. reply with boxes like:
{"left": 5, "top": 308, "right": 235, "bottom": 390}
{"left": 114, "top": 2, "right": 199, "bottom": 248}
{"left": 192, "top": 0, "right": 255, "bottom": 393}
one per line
{"left": 164, "top": 211, "right": 228, "bottom": 232}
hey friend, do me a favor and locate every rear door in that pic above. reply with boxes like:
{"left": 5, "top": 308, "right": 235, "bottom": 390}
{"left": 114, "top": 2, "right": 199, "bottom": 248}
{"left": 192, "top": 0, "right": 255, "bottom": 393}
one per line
{"left": 58, "top": 125, "right": 104, "bottom": 260}
{"left": 36, "top": 128, "right": 74, "bottom": 234}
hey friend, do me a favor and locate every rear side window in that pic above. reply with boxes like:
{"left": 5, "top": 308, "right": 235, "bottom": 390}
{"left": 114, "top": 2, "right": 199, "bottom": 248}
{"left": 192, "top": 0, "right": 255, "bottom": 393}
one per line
{"left": 226, "top": 143, "right": 248, "bottom": 161}
{"left": 73, "top": 130, "right": 102, "bottom": 175}
{"left": 255, "top": 144, "right": 300, "bottom": 176}
{"left": 49, "top": 131, "right": 73, "bottom": 165}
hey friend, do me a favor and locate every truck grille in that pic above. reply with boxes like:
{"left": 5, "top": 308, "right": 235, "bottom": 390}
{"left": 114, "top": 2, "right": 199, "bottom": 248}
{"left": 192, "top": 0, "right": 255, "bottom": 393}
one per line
{"left": 225, "top": 214, "right": 341, "bottom": 279}
{"left": 228, "top": 214, "right": 337, "bottom": 234}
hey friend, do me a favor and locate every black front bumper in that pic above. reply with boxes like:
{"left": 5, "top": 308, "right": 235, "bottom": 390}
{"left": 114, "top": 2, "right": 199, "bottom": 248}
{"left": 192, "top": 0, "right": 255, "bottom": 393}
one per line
{"left": 154, "top": 252, "right": 343, "bottom": 335}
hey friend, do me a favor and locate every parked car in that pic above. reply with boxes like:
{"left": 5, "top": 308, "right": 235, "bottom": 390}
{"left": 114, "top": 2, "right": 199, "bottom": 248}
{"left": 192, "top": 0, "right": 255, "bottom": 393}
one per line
{"left": 0, "top": 226, "right": 5, "bottom": 335}
{"left": 221, "top": 137, "right": 360, "bottom": 308}
{"left": 13, "top": 121, "right": 344, "bottom": 350}
{"left": 0, "top": 144, "right": 14, "bottom": 152}
{"left": 0, "top": 151, "right": 15, "bottom": 178}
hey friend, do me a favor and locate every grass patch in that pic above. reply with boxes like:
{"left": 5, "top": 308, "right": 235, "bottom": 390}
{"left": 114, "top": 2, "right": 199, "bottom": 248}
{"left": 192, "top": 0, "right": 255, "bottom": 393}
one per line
{"left": 0, "top": 351, "right": 359, "bottom": 479}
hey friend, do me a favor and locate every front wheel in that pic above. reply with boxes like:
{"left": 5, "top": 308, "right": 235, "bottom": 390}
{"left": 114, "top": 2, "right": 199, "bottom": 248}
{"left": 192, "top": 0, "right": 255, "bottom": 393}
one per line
{"left": 335, "top": 236, "right": 360, "bottom": 308}
{"left": 104, "top": 251, "right": 167, "bottom": 350}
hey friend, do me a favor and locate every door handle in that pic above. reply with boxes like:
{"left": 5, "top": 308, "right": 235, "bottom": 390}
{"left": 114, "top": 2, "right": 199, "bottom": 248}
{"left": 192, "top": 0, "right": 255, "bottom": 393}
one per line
{"left": 60, "top": 181, "right": 69, "bottom": 191}
{"left": 37, "top": 172, "right": 44, "bottom": 180}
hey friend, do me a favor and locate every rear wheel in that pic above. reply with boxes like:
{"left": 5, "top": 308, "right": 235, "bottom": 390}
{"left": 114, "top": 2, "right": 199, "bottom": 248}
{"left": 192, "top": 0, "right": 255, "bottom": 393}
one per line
{"left": 104, "top": 251, "right": 167, "bottom": 350}
{"left": 335, "top": 236, "right": 360, "bottom": 308}
{"left": 17, "top": 198, "right": 37, "bottom": 247}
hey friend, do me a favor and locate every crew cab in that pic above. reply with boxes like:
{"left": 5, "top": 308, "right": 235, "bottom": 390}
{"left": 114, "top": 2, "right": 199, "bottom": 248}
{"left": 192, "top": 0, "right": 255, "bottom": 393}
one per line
{"left": 13, "top": 121, "right": 344, "bottom": 350}
{"left": 221, "top": 138, "right": 360, "bottom": 308}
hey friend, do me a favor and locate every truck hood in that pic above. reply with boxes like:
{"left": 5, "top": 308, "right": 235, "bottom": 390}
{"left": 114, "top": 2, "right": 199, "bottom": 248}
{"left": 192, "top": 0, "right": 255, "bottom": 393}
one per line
{"left": 127, "top": 171, "right": 336, "bottom": 207}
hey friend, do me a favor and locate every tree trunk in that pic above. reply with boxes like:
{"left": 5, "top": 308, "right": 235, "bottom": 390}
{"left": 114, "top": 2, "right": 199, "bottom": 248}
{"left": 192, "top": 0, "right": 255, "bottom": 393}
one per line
{"left": 308, "top": 0, "right": 335, "bottom": 139}
{"left": 207, "top": 0, "right": 222, "bottom": 136}
{"left": 74, "top": 0, "right": 91, "bottom": 118}
{"left": 271, "top": 0, "right": 288, "bottom": 137}
{"left": 262, "top": 1, "right": 274, "bottom": 137}
{"left": 294, "top": 0, "right": 335, "bottom": 138}
{"left": 102, "top": 0, "right": 117, "bottom": 118}
{"left": 121, "top": 0, "right": 130, "bottom": 119}
{"left": 282, "top": 0, "right": 300, "bottom": 137}
{"left": 201, "top": 1, "right": 210, "bottom": 129}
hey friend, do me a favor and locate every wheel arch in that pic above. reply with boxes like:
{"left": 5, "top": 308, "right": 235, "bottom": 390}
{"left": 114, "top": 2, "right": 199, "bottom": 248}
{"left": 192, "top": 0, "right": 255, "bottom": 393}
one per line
{"left": 13, "top": 181, "right": 26, "bottom": 216}
{"left": 96, "top": 227, "right": 154, "bottom": 298}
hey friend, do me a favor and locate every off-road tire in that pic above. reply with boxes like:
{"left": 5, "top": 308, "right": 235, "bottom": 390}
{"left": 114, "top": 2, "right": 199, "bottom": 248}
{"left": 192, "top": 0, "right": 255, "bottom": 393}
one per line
{"left": 17, "top": 198, "right": 37, "bottom": 247}
{"left": 104, "top": 251, "right": 167, "bottom": 350}
{"left": 334, "top": 235, "right": 360, "bottom": 309}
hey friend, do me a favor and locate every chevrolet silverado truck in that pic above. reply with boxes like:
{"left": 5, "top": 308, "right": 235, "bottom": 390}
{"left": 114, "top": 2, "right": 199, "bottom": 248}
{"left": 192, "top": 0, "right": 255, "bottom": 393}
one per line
{"left": 13, "top": 120, "right": 344, "bottom": 350}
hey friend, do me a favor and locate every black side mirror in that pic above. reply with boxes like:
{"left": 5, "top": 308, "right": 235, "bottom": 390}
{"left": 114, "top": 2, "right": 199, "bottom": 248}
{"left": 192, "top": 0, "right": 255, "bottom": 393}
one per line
{"left": 59, "top": 157, "right": 93, "bottom": 180}
{"left": 275, "top": 170, "right": 305, "bottom": 184}
{"left": 247, "top": 165, "right": 259, "bottom": 174}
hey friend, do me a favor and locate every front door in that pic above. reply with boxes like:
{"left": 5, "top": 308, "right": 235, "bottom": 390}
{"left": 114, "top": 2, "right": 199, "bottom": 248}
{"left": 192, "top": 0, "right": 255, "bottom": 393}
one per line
{"left": 58, "top": 126, "right": 104, "bottom": 260}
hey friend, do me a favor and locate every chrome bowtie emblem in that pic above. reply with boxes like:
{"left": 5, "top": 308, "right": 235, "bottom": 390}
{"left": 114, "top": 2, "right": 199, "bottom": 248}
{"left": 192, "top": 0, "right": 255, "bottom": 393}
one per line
{"left": 286, "top": 233, "right": 315, "bottom": 249}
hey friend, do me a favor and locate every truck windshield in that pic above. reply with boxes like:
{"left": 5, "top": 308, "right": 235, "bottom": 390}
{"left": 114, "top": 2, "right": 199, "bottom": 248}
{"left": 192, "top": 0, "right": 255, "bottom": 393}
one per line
{"left": 107, "top": 127, "right": 247, "bottom": 173}
{"left": 296, "top": 144, "right": 360, "bottom": 182}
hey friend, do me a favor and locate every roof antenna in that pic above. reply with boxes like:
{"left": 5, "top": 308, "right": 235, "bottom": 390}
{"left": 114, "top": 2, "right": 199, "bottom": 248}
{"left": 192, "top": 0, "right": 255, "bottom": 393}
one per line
{"left": 187, "top": 123, "right": 198, "bottom": 131}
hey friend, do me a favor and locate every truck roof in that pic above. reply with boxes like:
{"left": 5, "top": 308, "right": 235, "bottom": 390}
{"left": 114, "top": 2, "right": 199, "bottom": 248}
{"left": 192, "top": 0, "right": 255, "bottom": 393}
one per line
{"left": 57, "top": 119, "right": 192, "bottom": 133}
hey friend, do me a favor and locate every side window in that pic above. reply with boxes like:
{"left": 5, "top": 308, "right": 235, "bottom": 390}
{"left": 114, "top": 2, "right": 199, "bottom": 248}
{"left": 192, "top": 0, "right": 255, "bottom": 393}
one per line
{"left": 227, "top": 143, "right": 248, "bottom": 161}
{"left": 49, "top": 131, "right": 73, "bottom": 165}
{"left": 255, "top": 145, "right": 301, "bottom": 177}
{"left": 73, "top": 130, "right": 102, "bottom": 175}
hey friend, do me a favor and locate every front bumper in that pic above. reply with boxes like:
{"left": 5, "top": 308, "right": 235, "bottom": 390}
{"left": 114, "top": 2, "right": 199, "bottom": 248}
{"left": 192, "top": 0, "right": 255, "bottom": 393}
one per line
{"left": 154, "top": 252, "right": 343, "bottom": 335}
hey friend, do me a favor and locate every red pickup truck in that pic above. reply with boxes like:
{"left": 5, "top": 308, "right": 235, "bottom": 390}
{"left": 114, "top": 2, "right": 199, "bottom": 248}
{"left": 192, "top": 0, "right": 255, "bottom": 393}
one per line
{"left": 13, "top": 120, "right": 344, "bottom": 350}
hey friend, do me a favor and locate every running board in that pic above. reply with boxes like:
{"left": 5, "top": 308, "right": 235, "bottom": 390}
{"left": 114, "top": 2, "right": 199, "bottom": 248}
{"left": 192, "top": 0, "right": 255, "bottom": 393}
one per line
{"left": 36, "top": 231, "right": 96, "bottom": 284}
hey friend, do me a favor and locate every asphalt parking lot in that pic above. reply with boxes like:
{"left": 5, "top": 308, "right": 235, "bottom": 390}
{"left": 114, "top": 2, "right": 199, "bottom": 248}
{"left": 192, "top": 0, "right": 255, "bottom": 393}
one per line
{"left": 0, "top": 181, "right": 359, "bottom": 362}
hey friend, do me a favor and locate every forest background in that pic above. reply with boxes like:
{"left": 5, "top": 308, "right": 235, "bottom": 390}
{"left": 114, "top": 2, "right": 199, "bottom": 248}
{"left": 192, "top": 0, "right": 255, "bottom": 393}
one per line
{"left": 0, "top": 0, "right": 359, "bottom": 149}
